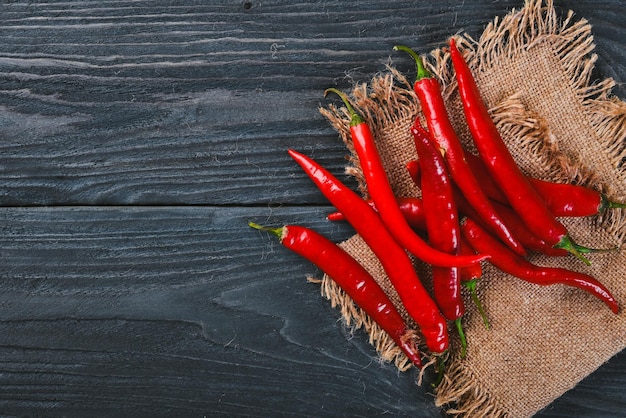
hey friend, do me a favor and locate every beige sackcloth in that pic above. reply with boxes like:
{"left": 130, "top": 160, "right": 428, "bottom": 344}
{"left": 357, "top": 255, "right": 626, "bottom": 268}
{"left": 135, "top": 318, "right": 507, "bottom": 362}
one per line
{"left": 316, "top": 0, "right": 626, "bottom": 416}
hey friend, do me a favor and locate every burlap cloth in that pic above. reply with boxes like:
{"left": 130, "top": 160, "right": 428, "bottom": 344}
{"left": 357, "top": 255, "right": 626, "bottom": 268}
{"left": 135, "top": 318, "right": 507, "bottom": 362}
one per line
{"left": 316, "top": 0, "right": 626, "bottom": 416}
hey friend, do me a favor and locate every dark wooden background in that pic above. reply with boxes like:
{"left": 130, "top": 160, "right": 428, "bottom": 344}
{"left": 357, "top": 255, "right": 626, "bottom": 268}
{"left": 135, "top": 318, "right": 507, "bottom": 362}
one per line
{"left": 0, "top": 1, "right": 624, "bottom": 416}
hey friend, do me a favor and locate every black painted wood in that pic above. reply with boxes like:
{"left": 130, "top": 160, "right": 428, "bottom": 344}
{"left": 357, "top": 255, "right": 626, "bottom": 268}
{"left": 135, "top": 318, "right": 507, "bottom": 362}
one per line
{"left": 0, "top": 1, "right": 623, "bottom": 416}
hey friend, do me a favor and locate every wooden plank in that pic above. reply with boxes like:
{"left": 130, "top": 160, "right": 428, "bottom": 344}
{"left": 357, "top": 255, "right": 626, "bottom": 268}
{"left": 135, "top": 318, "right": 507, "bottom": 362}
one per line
{"left": 0, "top": 0, "right": 624, "bottom": 416}
{"left": 0, "top": 205, "right": 437, "bottom": 416}
{"left": 0, "top": 0, "right": 620, "bottom": 206}
{"left": 0, "top": 205, "right": 623, "bottom": 416}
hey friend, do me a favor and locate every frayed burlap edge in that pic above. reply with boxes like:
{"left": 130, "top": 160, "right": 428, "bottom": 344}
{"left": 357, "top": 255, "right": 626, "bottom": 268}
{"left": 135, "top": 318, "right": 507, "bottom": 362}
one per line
{"left": 314, "top": 0, "right": 626, "bottom": 416}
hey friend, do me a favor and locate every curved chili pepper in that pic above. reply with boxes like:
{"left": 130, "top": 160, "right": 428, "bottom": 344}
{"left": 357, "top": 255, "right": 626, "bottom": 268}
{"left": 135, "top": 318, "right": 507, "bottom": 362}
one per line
{"left": 413, "top": 126, "right": 467, "bottom": 357}
{"left": 249, "top": 222, "right": 423, "bottom": 367}
{"left": 464, "top": 151, "right": 626, "bottom": 217}
{"left": 412, "top": 128, "right": 462, "bottom": 308}
{"left": 324, "top": 88, "right": 487, "bottom": 268}
{"left": 328, "top": 193, "right": 591, "bottom": 258}
{"left": 394, "top": 45, "right": 525, "bottom": 256}
{"left": 462, "top": 152, "right": 508, "bottom": 204}
{"left": 329, "top": 196, "right": 489, "bottom": 330}
{"left": 449, "top": 38, "right": 590, "bottom": 265}
{"left": 340, "top": 163, "right": 559, "bottom": 258}
{"left": 460, "top": 217, "right": 619, "bottom": 314}
{"left": 405, "top": 159, "right": 421, "bottom": 185}
{"left": 441, "top": 173, "right": 568, "bottom": 258}
{"left": 288, "top": 149, "right": 449, "bottom": 353}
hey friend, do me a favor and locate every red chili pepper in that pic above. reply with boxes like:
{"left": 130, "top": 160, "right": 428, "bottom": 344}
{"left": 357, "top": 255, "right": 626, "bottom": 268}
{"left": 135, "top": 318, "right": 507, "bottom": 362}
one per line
{"left": 288, "top": 149, "right": 449, "bottom": 353}
{"left": 460, "top": 217, "right": 619, "bottom": 314}
{"left": 405, "top": 159, "right": 421, "bottom": 185}
{"left": 489, "top": 199, "right": 569, "bottom": 257}
{"left": 449, "top": 38, "right": 591, "bottom": 264}
{"left": 324, "top": 88, "right": 487, "bottom": 268}
{"left": 394, "top": 45, "right": 525, "bottom": 256}
{"left": 329, "top": 195, "right": 488, "bottom": 330}
{"left": 345, "top": 163, "right": 559, "bottom": 258}
{"left": 533, "top": 180, "right": 626, "bottom": 217}
{"left": 249, "top": 222, "right": 423, "bottom": 367}
{"left": 328, "top": 193, "right": 588, "bottom": 258}
{"left": 463, "top": 152, "right": 508, "bottom": 204}
{"left": 464, "top": 151, "right": 626, "bottom": 217}
{"left": 412, "top": 126, "right": 467, "bottom": 356}
{"left": 440, "top": 171, "right": 567, "bottom": 258}
{"left": 412, "top": 128, "right": 463, "bottom": 311}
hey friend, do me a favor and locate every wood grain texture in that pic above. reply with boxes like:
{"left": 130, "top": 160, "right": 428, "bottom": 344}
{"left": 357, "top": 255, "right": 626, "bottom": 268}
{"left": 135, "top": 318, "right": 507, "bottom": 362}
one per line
{"left": 0, "top": 0, "right": 623, "bottom": 416}
{"left": 0, "top": 206, "right": 437, "bottom": 417}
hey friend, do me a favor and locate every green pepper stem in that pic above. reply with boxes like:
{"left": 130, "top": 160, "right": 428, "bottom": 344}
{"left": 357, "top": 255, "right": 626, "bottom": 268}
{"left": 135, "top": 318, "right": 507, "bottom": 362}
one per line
{"left": 431, "top": 354, "right": 446, "bottom": 388}
{"left": 572, "top": 242, "right": 619, "bottom": 254}
{"left": 248, "top": 221, "right": 283, "bottom": 240}
{"left": 324, "top": 88, "right": 363, "bottom": 126}
{"left": 393, "top": 45, "right": 432, "bottom": 81}
{"left": 554, "top": 234, "right": 620, "bottom": 263}
{"left": 608, "top": 201, "right": 626, "bottom": 209}
{"left": 554, "top": 234, "right": 591, "bottom": 266}
{"left": 454, "top": 318, "right": 467, "bottom": 358}
{"left": 463, "top": 279, "right": 490, "bottom": 330}
{"left": 601, "top": 193, "right": 626, "bottom": 211}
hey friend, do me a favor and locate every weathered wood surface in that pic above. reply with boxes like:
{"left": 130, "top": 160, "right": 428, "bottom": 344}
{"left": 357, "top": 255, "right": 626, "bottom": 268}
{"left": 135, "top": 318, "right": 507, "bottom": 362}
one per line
{"left": 0, "top": 1, "right": 623, "bottom": 416}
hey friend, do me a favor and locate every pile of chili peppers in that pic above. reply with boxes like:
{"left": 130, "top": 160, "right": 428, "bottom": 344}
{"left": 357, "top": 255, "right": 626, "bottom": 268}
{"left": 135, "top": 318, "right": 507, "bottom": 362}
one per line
{"left": 250, "top": 39, "right": 623, "bottom": 372}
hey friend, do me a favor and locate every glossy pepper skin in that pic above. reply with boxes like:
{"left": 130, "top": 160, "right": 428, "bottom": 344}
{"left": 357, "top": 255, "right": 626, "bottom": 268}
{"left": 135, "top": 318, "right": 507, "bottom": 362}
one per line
{"left": 328, "top": 196, "right": 488, "bottom": 329}
{"left": 288, "top": 149, "right": 449, "bottom": 353}
{"left": 460, "top": 217, "right": 619, "bottom": 314}
{"left": 445, "top": 179, "right": 570, "bottom": 258}
{"left": 412, "top": 126, "right": 464, "bottom": 322}
{"left": 449, "top": 38, "right": 591, "bottom": 264}
{"left": 394, "top": 45, "right": 524, "bottom": 256}
{"left": 324, "top": 88, "right": 486, "bottom": 268}
{"left": 249, "top": 222, "right": 423, "bottom": 367}
{"left": 458, "top": 235, "right": 483, "bottom": 282}
{"left": 490, "top": 199, "right": 569, "bottom": 257}
{"left": 413, "top": 126, "right": 468, "bottom": 356}
{"left": 330, "top": 195, "right": 575, "bottom": 258}
{"left": 531, "top": 180, "right": 625, "bottom": 217}
{"left": 329, "top": 190, "right": 569, "bottom": 258}
{"left": 464, "top": 151, "right": 626, "bottom": 217}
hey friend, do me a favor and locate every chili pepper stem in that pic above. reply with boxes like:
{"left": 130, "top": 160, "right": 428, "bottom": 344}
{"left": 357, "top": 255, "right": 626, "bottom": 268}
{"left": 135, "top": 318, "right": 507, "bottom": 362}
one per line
{"left": 463, "top": 279, "right": 490, "bottom": 329}
{"left": 553, "top": 235, "right": 592, "bottom": 266}
{"left": 248, "top": 221, "right": 283, "bottom": 239}
{"left": 602, "top": 194, "right": 626, "bottom": 211}
{"left": 432, "top": 355, "right": 446, "bottom": 388}
{"left": 454, "top": 318, "right": 467, "bottom": 358}
{"left": 323, "top": 88, "right": 364, "bottom": 126}
{"left": 392, "top": 45, "right": 432, "bottom": 80}
{"left": 573, "top": 242, "right": 620, "bottom": 254}
{"left": 608, "top": 201, "right": 626, "bottom": 209}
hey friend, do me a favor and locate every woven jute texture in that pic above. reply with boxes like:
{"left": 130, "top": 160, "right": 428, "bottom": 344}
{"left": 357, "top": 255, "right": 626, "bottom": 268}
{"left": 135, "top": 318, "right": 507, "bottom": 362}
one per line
{"left": 318, "top": 0, "right": 626, "bottom": 416}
